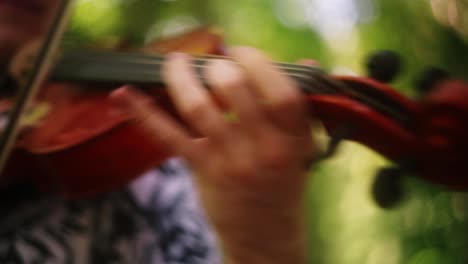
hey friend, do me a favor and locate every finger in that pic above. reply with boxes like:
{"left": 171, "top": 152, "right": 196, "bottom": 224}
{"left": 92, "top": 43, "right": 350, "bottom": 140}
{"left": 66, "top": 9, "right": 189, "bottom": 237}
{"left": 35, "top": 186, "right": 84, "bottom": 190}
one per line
{"left": 163, "top": 53, "right": 230, "bottom": 141}
{"left": 204, "top": 59, "right": 269, "bottom": 132}
{"left": 203, "top": 59, "right": 269, "bottom": 164}
{"left": 296, "top": 59, "right": 320, "bottom": 66}
{"left": 229, "top": 47, "right": 309, "bottom": 135}
{"left": 110, "top": 86, "right": 197, "bottom": 160}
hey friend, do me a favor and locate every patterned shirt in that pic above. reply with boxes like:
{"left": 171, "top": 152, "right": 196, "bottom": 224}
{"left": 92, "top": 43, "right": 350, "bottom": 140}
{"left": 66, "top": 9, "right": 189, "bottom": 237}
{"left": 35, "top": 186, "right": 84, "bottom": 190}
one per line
{"left": 0, "top": 159, "right": 220, "bottom": 264}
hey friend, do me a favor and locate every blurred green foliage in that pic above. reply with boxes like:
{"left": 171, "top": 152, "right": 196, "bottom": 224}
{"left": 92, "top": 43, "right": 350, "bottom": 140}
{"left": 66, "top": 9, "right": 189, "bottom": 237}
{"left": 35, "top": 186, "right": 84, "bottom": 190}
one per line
{"left": 66, "top": 0, "right": 468, "bottom": 263}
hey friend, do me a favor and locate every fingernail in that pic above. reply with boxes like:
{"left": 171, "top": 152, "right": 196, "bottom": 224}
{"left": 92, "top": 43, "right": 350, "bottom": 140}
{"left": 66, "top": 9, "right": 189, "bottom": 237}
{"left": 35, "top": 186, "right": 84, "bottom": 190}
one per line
{"left": 298, "top": 59, "right": 320, "bottom": 66}
{"left": 167, "top": 52, "right": 189, "bottom": 60}
{"left": 109, "top": 86, "right": 132, "bottom": 107}
{"left": 227, "top": 46, "right": 255, "bottom": 55}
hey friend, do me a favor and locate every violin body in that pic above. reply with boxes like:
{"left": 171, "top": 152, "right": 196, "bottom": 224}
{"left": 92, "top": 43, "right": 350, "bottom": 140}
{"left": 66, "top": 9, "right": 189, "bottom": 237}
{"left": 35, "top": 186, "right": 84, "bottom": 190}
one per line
{"left": 2, "top": 28, "right": 224, "bottom": 197}
{"left": 2, "top": 27, "right": 468, "bottom": 198}
{"left": 4, "top": 84, "right": 166, "bottom": 197}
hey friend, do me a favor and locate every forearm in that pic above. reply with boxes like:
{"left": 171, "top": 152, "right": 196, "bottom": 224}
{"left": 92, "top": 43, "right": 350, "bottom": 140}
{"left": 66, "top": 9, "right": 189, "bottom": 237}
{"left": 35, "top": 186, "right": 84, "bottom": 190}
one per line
{"left": 198, "top": 176, "right": 308, "bottom": 264}
{"left": 220, "top": 209, "right": 307, "bottom": 264}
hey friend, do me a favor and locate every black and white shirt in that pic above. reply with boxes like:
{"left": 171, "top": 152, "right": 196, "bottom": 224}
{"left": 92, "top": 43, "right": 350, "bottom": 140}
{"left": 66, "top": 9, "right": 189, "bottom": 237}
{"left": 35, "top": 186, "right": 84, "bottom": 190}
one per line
{"left": 0, "top": 159, "right": 220, "bottom": 264}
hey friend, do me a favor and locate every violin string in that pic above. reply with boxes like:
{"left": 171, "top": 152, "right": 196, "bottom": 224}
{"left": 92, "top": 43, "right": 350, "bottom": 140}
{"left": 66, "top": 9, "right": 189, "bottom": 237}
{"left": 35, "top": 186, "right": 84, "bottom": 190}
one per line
{"left": 63, "top": 50, "right": 327, "bottom": 86}
{"left": 72, "top": 50, "right": 317, "bottom": 73}
{"left": 85, "top": 52, "right": 405, "bottom": 118}
{"left": 114, "top": 63, "right": 406, "bottom": 122}
{"left": 193, "top": 67, "right": 402, "bottom": 123}
{"left": 56, "top": 50, "right": 406, "bottom": 121}
{"left": 99, "top": 52, "right": 408, "bottom": 119}
{"left": 58, "top": 51, "right": 377, "bottom": 96}
{"left": 68, "top": 51, "right": 339, "bottom": 96}
{"left": 128, "top": 52, "right": 345, "bottom": 94}
{"left": 58, "top": 51, "right": 396, "bottom": 111}
{"left": 57, "top": 50, "right": 334, "bottom": 95}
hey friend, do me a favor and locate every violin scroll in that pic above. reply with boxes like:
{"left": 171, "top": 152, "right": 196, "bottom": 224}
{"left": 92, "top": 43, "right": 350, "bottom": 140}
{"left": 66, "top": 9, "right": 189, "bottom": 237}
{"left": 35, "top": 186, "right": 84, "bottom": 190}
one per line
{"left": 305, "top": 51, "right": 468, "bottom": 208}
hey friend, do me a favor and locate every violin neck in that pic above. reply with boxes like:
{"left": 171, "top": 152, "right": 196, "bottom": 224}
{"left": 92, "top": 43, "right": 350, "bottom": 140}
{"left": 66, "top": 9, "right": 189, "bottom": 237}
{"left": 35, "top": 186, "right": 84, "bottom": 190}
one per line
{"left": 51, "top": 50, "right": 341, "bottom": 95}
{"left": 51, "top": 50, "right": 410, "bottom": 125}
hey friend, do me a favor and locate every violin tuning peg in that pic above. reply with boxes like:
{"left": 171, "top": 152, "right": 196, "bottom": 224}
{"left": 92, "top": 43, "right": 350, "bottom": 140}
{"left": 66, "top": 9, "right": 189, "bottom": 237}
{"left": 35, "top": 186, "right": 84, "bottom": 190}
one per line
{"left": 366, "top": 50, "right": 402, "bottom": 83}
{"left": 416, "top": 67, "right": 450, "bottom": 97}
{"left": 371, "top": 166, "right": 405, "bottom": 209}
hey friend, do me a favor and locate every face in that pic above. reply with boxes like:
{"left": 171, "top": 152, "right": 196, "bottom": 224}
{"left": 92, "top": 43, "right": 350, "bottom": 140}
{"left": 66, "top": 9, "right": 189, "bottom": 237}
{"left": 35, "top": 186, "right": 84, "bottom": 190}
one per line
{"left": 0, "top": 0, "right": 59, "bottom": 61}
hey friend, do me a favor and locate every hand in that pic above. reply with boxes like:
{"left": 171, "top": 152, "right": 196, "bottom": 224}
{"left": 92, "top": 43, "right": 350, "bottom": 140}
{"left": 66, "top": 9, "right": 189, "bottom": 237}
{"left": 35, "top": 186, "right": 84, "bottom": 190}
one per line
{"left": 111, "top": 47, "right": 313, "bottom": 263}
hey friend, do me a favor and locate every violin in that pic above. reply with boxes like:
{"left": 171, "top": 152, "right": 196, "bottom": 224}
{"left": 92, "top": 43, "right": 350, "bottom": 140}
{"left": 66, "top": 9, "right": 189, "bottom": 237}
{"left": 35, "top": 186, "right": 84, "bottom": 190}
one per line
{"left": 1, "top": 27, "right": 225, "bottom": 197}
{"left": 1, "top": 26, "right": 467, "bottom": 200}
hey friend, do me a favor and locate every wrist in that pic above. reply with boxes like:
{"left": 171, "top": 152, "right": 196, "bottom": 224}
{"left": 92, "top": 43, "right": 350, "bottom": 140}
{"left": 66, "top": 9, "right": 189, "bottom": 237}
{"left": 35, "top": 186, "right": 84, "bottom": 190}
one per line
{"left": 219, "top": 209, "right": 307, "bottom": 264}
{"left": 209, "top": 193, "right": 307, "bottom": 264}
{"left": 196, "top": 170, "right": 310, "bottom": 263}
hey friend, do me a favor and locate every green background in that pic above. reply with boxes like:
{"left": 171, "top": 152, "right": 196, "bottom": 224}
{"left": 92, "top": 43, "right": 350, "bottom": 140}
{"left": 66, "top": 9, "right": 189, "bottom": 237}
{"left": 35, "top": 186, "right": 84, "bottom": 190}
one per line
{"left": 66, "top": 0, "right": 468, "bottom": 263}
